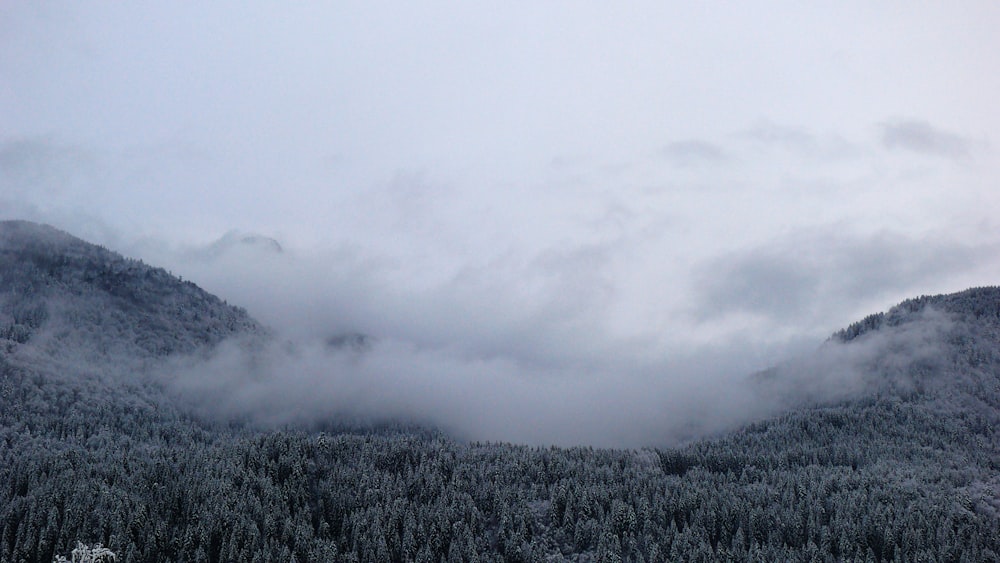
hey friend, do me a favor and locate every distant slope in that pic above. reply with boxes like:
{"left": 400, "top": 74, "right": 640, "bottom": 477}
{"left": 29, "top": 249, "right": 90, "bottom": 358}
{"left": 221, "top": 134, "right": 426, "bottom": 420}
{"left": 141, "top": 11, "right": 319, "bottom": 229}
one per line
{"left": 0, "top": 220, "right": 263, "bottom": 365}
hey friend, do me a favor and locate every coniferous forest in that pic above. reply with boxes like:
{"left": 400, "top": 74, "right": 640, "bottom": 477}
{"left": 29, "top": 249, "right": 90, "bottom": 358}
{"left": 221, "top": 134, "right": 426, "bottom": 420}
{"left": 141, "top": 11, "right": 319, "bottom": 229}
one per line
{"left": 2, "top": 220, "right": 999, "bottom": 562}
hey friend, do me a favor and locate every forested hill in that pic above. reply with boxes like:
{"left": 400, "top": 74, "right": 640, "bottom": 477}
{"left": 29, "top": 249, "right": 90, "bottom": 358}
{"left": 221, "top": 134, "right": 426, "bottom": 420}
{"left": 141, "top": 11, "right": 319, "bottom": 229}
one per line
{"left": 1, "top": 222, "right": 999, "bottom": 561}
{"left": 0, "top": 220, "right": 262, "bottom": 363}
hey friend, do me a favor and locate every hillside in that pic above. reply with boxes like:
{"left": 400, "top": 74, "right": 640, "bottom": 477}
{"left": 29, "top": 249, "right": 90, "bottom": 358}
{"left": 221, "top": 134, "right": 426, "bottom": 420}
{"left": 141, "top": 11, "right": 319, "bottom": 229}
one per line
{"left": 0, "top": 221, "right": 262, "bottom": 366}
{"left": 1, "top": 222, "right": 999, "bottom": 562}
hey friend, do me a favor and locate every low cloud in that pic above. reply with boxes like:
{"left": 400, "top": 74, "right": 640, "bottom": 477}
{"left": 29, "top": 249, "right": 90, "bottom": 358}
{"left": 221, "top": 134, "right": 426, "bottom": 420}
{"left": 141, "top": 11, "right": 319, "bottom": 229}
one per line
{"left": 880, "top": 119, "right": 972, "bottom": 158}
{"left": 160, "top": 292, "right": 959, "bottom": 448}
{"left": 162, "top": 334, "right": 753, "bottom": 448}
{"left": 754, "top": 306, "right": 954, "bottom": 410}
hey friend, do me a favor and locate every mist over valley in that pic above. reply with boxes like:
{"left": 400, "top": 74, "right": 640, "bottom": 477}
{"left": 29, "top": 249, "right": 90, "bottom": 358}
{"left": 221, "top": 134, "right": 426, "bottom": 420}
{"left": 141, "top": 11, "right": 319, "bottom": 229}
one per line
{"left": 3, "top": 3, "right": 1000, "bottom": 560}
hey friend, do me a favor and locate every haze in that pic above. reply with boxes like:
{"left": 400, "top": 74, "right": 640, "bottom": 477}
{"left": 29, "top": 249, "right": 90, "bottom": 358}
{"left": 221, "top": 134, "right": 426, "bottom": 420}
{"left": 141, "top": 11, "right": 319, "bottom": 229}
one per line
{"left": 2, "top": 3, "right": 1000, "bottom": 445}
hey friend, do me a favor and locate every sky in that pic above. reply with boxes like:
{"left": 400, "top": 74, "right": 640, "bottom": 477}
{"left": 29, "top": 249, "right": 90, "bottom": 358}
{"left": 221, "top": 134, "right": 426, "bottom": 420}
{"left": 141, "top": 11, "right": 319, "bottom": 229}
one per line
{"left": 2, "top": 2, "right": 1000, "bottom": 445}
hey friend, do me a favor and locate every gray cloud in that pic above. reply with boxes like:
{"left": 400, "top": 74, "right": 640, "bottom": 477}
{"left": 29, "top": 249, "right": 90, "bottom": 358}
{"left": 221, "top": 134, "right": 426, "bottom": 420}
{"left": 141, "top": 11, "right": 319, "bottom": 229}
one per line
{"left": 741, "top": 121, "right": 861, "bottom": 161}
{"left": 694, "top": 229, "right": 995, "bottom": 327}
{"left": 659, "top": 140, "right": 728, "bottom": 167}
{"left": 880, "top": 119, "right": 972, "bottom": 158}
{"left": 697, "top": 252, "right": 820, "bottom": 320}
{"left": 744, "top": 122, "right": 817, "bottom": 150}
{"left": 830, "top": 233, "right": 984, "bottom": 300}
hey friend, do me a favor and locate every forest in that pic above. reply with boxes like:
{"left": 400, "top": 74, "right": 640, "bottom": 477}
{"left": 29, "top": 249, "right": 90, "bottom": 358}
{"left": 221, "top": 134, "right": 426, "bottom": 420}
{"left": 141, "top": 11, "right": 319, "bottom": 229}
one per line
{"left": 2, "top": 220, "right": 999, "bottom": 562}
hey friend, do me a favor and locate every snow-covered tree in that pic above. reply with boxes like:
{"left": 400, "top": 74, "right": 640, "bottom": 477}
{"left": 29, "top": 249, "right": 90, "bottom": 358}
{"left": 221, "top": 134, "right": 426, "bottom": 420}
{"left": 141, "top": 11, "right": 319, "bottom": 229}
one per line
{"left": 53, "top": 542, "right": 117, "bottom": 563}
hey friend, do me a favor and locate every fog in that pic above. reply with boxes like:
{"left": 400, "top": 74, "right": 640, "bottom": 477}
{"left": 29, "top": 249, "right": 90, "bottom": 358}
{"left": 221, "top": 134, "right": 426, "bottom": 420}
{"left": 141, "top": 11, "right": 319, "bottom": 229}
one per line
{"left": 144, "top": 238, "right": 956, "bottom": 447}
{"left": 152, "top": 240, "right": 767, "bottom": 447}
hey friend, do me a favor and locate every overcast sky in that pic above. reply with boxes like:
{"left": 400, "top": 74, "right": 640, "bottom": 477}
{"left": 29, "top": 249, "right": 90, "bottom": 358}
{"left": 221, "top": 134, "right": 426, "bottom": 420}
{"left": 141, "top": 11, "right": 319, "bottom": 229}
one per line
{"left": 3, "top": 3, "right": 1000, "bottom": 444}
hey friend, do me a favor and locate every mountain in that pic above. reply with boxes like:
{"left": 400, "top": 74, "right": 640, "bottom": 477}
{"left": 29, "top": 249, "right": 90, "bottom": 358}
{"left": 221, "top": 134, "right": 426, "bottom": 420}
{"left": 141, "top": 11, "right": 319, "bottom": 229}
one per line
{"left": 1, "top": 221, "right": 999, "bottom": 562}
